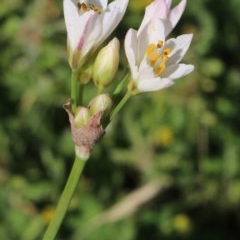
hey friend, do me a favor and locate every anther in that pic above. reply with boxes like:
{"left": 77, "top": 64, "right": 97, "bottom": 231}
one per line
{"left": 161, "top": 55, "right": 169, "bottom": 61}
{"left": 89, "top": 4, "right": 102, "bottom": 14}
{"left": 157, "top": 40, "right": 163, "bottom": 48}
{"left": 163, "top": 48, "right": 171, "bottom": 55}
{"left": 148, "top": 51, "right": 160, "bottom": 66}
{"left": 77, "top": 2, "right": 82, "bottom": 11}
{"left": 154, "top": 63, "right": 166, "bottom": 76}
{"left": 146, "top": 44, "right": 157, "bottom": 57}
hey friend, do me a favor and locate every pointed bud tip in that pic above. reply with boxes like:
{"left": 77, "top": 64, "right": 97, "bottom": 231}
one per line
{"left": 93, "top": 38, "right": 120, "bottom": 89}
{"left": 88, "top": 94, "right": 113, "bottom": 116}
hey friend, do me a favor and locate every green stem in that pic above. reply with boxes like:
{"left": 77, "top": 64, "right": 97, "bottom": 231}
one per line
{"left": 71, "top": 70, "right": 78, "bottom": 114}
{"left": 113, "top": 71, "right": 130, "bottom": 95}
{"left": 110, "top": 91, "right": 131, "bottom": 120}
{"left": 77, "top": 83, "right": 84, "bottom": 106}
{"left": 42, "top": 157, "right": 86, "bottom": 240}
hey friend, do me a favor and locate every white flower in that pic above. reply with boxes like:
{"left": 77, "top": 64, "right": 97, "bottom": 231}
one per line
{"left": 63, "top": 0, "right": 128, "bottom": 69}
{"left": 125, "top": 19, "right": 194, "bottom": 94}
{"left": 138, "top": 0, "right": 186, "bottom": 36}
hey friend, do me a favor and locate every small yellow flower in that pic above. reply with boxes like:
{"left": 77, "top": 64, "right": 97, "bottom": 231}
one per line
{"left": 173, "top": 213, "right": 192, "bottom": 235}
{"left": 129, "top": 0, "right": 152, "bottom": 12}
{"left": 42, "top": 206, "right": 55, "bottom": 224}
{"left": 154, "top": 126, "right": 173, "bottom": 147}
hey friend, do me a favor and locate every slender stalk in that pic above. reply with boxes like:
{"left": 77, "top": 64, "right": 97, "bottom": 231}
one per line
{"left": 110, "top": 92, "right": 131, "bottom": 120}
{"left": 77, "top": 83, "right": 84, "bottom": 106}
{"left": 113, "top": 71, "right": 130, "bottom": 95}
{"left": 42, "top": 157, "right": 86, "bottom": 240}
{"left": 71, "top": 70, "right": 78, "bottom": 113}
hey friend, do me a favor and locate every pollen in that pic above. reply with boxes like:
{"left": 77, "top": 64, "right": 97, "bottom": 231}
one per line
{"left": 161, "top": 54, "right": 169, "bottom": 61}
{"left": 89, "top": 4, "right": 102, "bottom": 14}
{"left": 163, "top": 48, "right": 171, "bottom": 55}
{"left": 157, "top": 40, "right": 163, "bottom": 48}
{"left": 145, "top": 40, "right": 172, "bottom": 77}
{"left": 77, "top": 3, "right": 87, "bottom": 12}
{"left": 77, "top": 2, "right": 102, "bottom": 14}
{"left": 161, "top": 48, "right": 171, "bottom": 61}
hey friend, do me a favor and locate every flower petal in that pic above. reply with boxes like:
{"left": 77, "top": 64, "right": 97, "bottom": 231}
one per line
{"left": 165, "top": 0, "right": 172, "bottom": 8}
{"left": 165, "top": 34, "right": 193, "bottom": 65}
{"left": 168, "top": 0, "right": 186, "bottom": 34}
{"left": 80, "top": 0, "right": 129, "bottom": 57}
{"left": 137, "top": 19, "right": 166, "bottom": 62}
{"left": 108, "top": 0, "right": 129, "bottom": 13}
{"left": 138, "top": 75, "right": 174, "bottom": 92}
{"left": 124, "top": 29, "right": 139, "bottom": 79}
{"left": 162, "top": 63, "right": 194, "bottom": 79}
{"left": 94, "top": 0, "right": 108, "bottom": 9}
{"left": 63, "top": 0, "right": 80, "bottom": 49}
{"left": 90, "top": 0, "right": 128, "bottom": 48}
{"left": 102, "top": 0, "right": 128, "bottom": 39}
{"left": 138, "top": 0, "right": 168, "bottom": 34}
{"left": 82, "top": 13, "right": 109, "bottom": 52}
{"left": 64, "top": 0, "right": 95, "bottom": 51}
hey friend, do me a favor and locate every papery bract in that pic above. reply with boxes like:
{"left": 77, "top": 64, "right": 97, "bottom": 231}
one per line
{"left": 64, "top": 0, "right": 128, "bottom": 69}
{"left": 125, "top": 19, "right": 194, "bottom": 94}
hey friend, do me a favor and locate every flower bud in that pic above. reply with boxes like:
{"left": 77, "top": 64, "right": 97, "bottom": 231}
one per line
{"left": 88, "top": 94, "right": 113, "bottom": 116}
{"left": 77, "top": 64, "right": 93, "bottom": 84}
{"left": 93, "top": 38, "right": 120, "bottom": 90}
{"left": 74, "top": 106, "right": 90, "bottom": 128}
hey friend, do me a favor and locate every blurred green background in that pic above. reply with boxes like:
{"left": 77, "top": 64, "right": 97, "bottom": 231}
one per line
{"left": 1, "top": 0, "right": 240, "bottom": 239}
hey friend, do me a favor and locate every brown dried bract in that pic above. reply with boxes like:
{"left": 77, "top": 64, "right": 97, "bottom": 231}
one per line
{"left": 63, "top": 101, "right": 105, "bottom": 155}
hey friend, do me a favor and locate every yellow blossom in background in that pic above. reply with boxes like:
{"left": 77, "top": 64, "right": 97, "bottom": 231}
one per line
{"left": 173, "top": 213, "right": 192, "bottom": 235}
{"left": 42, "top": 206, "right": 55, "bottom": 224}
{"left": 129, "top": 0, "right": 153, "bottom": 12}
{"left": 154, "top": 126, "right": 173, "bottom": 147}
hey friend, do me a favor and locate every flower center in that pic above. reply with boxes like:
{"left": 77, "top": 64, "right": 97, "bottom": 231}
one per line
{"left": 77, "top": 2, "right": 102, "bottom": 14}
{"left": 145, "top": 40, "right": 172, "bottom": 76}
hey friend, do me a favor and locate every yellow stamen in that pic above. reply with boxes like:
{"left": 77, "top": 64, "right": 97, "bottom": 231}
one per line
{"left": 148, "top": 51, "right": 160, "bottom": 66}
{"left": 161, "top": 54, "right": 169, "bottom": 61}
{"left": 81, "top": 3, "right": 88, "bottom": 12}
{"left": 145, "top": 44, "right": 157, "bottom": 57}
{"left": 89, "top": 4, "right": 102, "bottom": 14}
{"left": 145, "top": 41, "right": 172, "bottom": 76}
{"left": 77, "top": 2, "right": 102, "bottom": 14}
{"left": 157, "top": 40, "right": 163, "bottom": 48}
{"left": 77, "top": 3, "right": 82, "bottom": 11}
{"left": 154, "top": 63, "right": 166, "bottom": 76}
{"left": 163, "top": 48, "right": 172, "bottom": 55}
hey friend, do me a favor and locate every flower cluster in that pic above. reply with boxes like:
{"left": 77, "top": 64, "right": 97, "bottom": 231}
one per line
{"left": 63, "top": 0, "right": 194, "bottom": 159}
{"left": 43, "top": 3, "right": 194, "bottom": 238}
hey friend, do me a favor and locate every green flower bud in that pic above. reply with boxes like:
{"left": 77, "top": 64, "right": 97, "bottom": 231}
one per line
{"left": 88, "top": 94, "right": 113, "bottom": 116}
{"left": 74, "top": 106, "right": 90, "bottom": 128}
{"left": 93, "top": 38, "right": 120, "bottom": 90}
